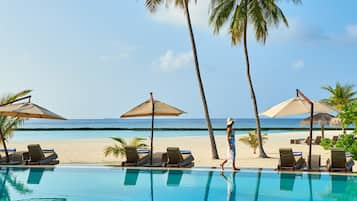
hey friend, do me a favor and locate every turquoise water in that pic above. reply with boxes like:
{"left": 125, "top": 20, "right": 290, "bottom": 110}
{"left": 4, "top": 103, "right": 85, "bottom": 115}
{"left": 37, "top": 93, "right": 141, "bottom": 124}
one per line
{"left": 21, "top": 118, "right": 308, "bottom": 129}
{"left": 11, "top": 129, "right": 301, "bottom": 142}
{"left": 10, "top": 118, "right": 341, "bottom": 142}
{"left": 1, "top": 166, "right": 356, "bottom": 201}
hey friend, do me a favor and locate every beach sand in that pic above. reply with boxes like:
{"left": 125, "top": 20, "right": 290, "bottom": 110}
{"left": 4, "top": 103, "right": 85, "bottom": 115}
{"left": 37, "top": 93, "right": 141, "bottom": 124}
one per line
{"left": 7, "top": 130, "right": 355, "bottom": 171}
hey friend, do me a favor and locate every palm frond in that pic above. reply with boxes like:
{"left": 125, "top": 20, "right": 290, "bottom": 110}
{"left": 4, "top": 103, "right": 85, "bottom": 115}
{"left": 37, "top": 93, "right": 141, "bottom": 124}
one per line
{"left": 110, "top": 137, "right": 127, "bottom": 146}
{"left": 248, "top": 0, "right": 268, "bottom": 43}
{"left": 0, "top": 90, "right": 32, "bottom": 141}
{"left": 209, "top": 0, "right": 235, "bottom": 34}
{"left": 145, "top": 0, "right": 163, "bottom": 12}
{"left": 209, "top": 0, "right": 295, "bottom": 45}
{"left": 321, "top": 82, "right": 357, "bottom": 109}
{"left": 230, "top": 1, "right": 247, "bottom": 45}
{"left": 104, "top": 138, "right": 148, "bottom": 158}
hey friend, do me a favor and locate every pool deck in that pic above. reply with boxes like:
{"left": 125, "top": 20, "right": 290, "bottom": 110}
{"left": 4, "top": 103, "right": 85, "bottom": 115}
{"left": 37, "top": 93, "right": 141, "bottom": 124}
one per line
{"left": 5, "top": 130, "right": 357, "bottom": 174}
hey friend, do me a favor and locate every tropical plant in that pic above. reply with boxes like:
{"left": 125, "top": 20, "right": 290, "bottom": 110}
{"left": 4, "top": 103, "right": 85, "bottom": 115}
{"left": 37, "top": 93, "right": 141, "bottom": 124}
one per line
{"left": 239, "top": 130, "right": 268, "bottom": 154}
{"left": 321, "top": 82, "right": 357, "bottom": 111}
{"left": 338, "top": 102, "right": 357, "bottom": 133}
{"left": 320, "top": 138, "right": 334, "bottom": 150}
{"left": 335, "top": 133, "right": 357, "bottom": 160}
{"left": 104, "top": 137, "right": 148, "bottom": 158}
{"left": 0, "top": 90, "right": 32, "bottom": 143}
{"left": 145, "top": 0, "right": 219, "bottom": 159}
{"left": 209, "top": 0, "right": 300, "bottom": 157}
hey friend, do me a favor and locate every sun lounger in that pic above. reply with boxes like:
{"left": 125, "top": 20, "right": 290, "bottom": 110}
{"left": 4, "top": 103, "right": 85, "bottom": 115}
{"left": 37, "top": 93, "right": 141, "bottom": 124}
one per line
{"left": 0, "top": 152, "right": 25, "bottom": 165}
{"left": 305, "top": 136, "right": 312, "bottom": 145}
{"left": 305, "top": 136, "right": 321, "bottom": 145}
{"left": 0, "top": 148, "right": 16, "bottom": 152}
{"left": 290, "top": 138, "right": 305, "bottom": 144}
{"left": 166, "top": 147, "right": 194, "bottom": 168}
{"left": 122, "top": 146, "right": 150, "bottom": 167}
{"left": 27, "top": 144, "right": 59, "bottom": 165}
{"left": 278, "top": 148, "right": 306, "bottom": 170}
{"left": 313, "top": 136, "right": 322, "bottom": 145}
{"left": 327, "top": 148, "right": 354, "bottom": 172}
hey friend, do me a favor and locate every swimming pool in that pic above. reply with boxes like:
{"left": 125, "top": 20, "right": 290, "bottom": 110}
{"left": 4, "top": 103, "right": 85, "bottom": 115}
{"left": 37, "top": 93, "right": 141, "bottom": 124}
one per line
{"left": 0, "top": 166, "right": 356, "bottom": 201}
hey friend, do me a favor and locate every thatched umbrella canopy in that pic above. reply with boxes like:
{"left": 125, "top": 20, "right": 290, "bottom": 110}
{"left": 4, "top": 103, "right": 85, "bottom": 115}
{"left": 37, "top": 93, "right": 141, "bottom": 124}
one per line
{"left": 300, "top": 113, "right": 335, "bottom": 138}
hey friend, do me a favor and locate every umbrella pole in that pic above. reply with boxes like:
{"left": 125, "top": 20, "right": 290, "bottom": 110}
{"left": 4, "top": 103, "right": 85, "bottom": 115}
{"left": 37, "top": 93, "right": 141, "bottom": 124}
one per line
{"left": 297, "top": 89, "right": 314, "bottom": 170}
{"left": 308, "top": 104, "right": 314, "bottom": 169}
{"left": 150, "top": 92, "right": 155, "bottom": 165}
{"left": 321, "top": 125, "right": 325, "bottom": 139}
{"left": 0, "top": 130, "right": 9, "bottom": 162}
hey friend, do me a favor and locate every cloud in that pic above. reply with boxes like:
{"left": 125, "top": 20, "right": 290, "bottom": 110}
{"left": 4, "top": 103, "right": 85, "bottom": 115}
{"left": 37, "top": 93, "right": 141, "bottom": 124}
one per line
{"left": 291, "top": 59, "right": 304, "bottom": 71}
{"left": 149, "top": 1, "right": 210, "bottom": 30}
{"left": 156, "top": 50, "right": 193, "bottom": 72}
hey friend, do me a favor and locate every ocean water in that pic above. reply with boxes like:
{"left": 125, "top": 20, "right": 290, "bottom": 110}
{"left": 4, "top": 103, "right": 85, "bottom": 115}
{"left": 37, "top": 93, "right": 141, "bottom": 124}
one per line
{"left": 9, "top": 118, "right": 339, "bottom": 142}
{"left": 21, "top": 118, "right": 305, "bottom": 129}
{"left": 1, "top": 166, "right": 356, "bottom": 201}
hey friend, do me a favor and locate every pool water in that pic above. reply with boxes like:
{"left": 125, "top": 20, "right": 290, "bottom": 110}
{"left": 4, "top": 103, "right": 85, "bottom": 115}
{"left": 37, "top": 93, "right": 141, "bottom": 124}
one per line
{"left": 0, "top": 166, "right": 356, "bottom": 201}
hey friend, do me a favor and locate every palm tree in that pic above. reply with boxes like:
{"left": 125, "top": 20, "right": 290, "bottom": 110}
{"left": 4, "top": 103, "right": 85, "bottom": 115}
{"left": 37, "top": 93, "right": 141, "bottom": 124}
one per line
{"left": 104, "top": 137, "right": 147, "bottom": 158}
{"left": 209, "top": 0, "right": 300, "bottom": 158}
{"left": 0, "top": 90, "right": 32, "bottom": 157}
{"left": 145, "top": 0, "right": 219, "bottom": 159}
{"left": 321, "top": 82, "right": 357, "bottom": 111}
{"left": 239, "top": 130, "right": 268, "bottom": 154}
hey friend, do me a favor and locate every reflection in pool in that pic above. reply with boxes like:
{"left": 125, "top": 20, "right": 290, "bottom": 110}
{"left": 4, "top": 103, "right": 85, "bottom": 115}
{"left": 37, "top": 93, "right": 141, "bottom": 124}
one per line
{"left": 0, "top": 166, "right": 356, "bottom": 201}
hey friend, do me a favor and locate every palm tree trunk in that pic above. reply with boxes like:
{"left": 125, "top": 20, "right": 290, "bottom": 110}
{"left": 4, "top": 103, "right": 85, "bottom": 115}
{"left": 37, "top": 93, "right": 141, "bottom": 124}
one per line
{"left": 243, "top": 18, "right": 268, "bottom": 158}
{"left": 182, "top": 0, "right": 219, "bottom": 159}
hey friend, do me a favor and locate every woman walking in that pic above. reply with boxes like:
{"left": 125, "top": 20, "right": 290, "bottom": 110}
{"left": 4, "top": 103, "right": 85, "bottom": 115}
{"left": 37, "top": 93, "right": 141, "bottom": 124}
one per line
{"left": 220, "top": 117, "right": 239, "bottom": 171}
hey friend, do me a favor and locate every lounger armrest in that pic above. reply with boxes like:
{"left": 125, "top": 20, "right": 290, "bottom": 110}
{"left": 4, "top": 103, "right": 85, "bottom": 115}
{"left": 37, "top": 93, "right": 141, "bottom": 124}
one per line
{"left": 35, "top": 152, "right": 58, "bottom": 165}
{"left": 295, "top": 157, "right": 306, "bottom": 170}
{"left": 179, "top": 154, "right": 194, "bottom": 167}
{"left": 136, "top": 154, "right": 150, "bottom": 166}
{"left": 346, "top": 158, "right": 355, "bottom": 171}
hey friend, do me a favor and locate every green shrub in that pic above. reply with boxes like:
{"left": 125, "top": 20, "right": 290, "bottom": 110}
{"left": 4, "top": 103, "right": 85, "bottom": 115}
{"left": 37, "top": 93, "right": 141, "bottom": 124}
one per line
{"left": 350, "top": 142, "right": 357, "bottom": 160}
{"left": 335, "top": 134, "right": 357, "bottom": 160}
{"left": 335, "top": 134, "right": 355, "bottom": 149}
{"left": 320, "top": 138, "right": 334, "bottom": 150}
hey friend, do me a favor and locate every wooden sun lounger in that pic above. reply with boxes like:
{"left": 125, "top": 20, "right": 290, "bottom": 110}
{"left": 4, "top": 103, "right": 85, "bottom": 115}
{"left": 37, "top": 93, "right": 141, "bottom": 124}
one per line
{"left": 278, "top": 148, "right": 306, "bottom": 170}
{"left": 27, "top": 144, "right": 59, "bottom": 165}
{"left": 166, "top": 147, "right": 194, "bottom": 168}
{"left": 327, "top": 148, "right": 354, "bottom": 172}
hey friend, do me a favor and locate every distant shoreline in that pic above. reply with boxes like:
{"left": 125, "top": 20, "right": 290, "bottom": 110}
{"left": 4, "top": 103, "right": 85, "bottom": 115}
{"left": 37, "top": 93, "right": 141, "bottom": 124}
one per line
{"left": 15, "top": 127, "right": 350, "bottom": 131}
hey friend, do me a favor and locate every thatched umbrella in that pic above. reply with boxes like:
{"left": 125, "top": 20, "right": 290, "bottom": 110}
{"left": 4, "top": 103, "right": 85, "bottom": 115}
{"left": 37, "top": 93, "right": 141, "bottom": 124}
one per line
{"left": 300, "top": 113, "right": 335, "bottom": 138}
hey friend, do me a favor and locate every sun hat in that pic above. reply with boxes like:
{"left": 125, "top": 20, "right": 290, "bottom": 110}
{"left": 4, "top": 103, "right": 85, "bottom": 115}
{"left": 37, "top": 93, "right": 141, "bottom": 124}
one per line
{"left": 226, "top": 117, "right": 234, "bottom": 126}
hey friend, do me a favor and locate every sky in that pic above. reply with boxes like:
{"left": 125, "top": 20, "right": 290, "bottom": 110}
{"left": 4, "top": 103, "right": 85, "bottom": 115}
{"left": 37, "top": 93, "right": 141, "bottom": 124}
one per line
{"left": 0, "top": 0, "right": 356, "bottom": 119}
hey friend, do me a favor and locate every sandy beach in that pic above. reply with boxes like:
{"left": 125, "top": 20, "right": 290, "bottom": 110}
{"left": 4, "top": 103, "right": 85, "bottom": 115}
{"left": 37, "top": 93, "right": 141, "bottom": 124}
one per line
{"left": 7, "top": 130, "right": 354, "bottom": 170}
